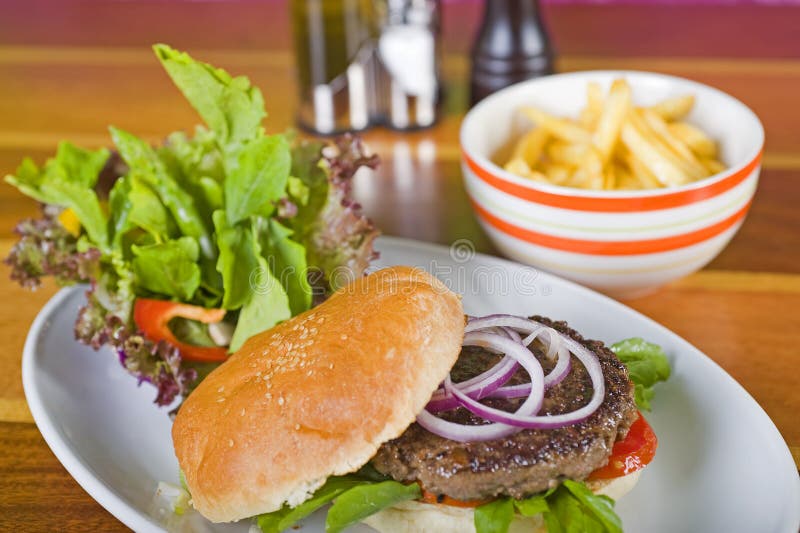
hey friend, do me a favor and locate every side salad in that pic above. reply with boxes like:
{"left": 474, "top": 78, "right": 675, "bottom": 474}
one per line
{"left": 4, "top": 44, "right": 379, "bottom": 407}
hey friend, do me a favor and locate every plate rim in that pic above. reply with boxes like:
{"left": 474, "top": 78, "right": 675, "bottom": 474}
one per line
{"left": 22, "top": 286, "right": 167, "bottom": 533}
{"left": 21, "top": 235, "right": 800, "bottom": 532}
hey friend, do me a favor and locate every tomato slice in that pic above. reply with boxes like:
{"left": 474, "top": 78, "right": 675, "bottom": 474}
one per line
{"left": 588, "top": 412, "right": 657, "bottom": 480}
{"left": 133, "top": 298, "right": 229, "bottom": 363}
{"left": 420, "top": 488, "right": 492, "bottom": 508}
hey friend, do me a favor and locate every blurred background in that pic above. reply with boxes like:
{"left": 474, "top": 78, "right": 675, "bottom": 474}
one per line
{"left": 1, "top": 0, "right": 798, "bottom": 267}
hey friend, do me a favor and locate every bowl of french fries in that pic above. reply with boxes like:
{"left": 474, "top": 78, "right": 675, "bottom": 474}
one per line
{"left": 461, "top": 71, "right": 763, "bottom": 297}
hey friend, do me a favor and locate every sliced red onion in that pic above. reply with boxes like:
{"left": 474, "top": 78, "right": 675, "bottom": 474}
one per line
{"left": 466, "top": 315, "right": 570, "bottom": 387}
{"left": 489, "top": 346, "right": 572, "bottom": 399}
{"left": 426, "top": 355, "right": 517, "bottom": 413}
{"left": 416, "top": 409, "right": 521, "bottom": 442}
{"left": 417, "top": 332, "right": 544, "bottom": 442}
{"left": 500, "top": 327, "right": 522, "bottom": 343}
{"left": 466, "top": 315, "right": 560, "bottom": 360}
{"left": 455, "top": 334, "right": 605, "bottom": 429}
{"left": 544, "top": 345, "right": 572, "bottom": 388}
{"left": 426, "top": 317, "right": 569, "bottom": 412}
{"left": 426, "top": 327, "right": 522, "bottom": 412}
{"left": 419, "top": 314, "right": 607, "bottom": 440}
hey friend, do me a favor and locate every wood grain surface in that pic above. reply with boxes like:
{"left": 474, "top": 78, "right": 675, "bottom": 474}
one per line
{"left": 0, "top": 1, "right": 798, "bottom": 530}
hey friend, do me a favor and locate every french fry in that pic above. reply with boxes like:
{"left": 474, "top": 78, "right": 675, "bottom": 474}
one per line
{"left": 614, "top": 164, "right": 642, "bottom": 190}
{"left": 639, "top": 108, "right": 708, "bottom": 180}
{"left": 520, "top": 106, "right": 591, "bottom": 144}
{"left": 648, "top": 94, "right": 695, "bottom": 122}
{"left": 620, "top": 117, "right": 691, "bottom": 187}
{"left": 511, "top": 128, "right": 549, "bottom": 167}
{"left": 620, "top": 148, "right": 664, "bottom": 189}
{"left": 603, "top": 164, "right": 617, "bottom": 190}
{"left": 580, "top": 82, "right": 604, "bottom": 129}
{"left": 546, "top": 141, "right": 589, "bottom": 166}
{"left": 700, "top": 157, "right": 726, "bottom": 175}
{"left": 668, "top": 122, "right": 718, "bottom": 159}
{"left": 627, "top": 109, "right": 706, "bottom": 182}
{"left": 504, "top": 157, "right": 549, "bottom": 182}
{"left": 503, "top": 80, "right": 723, "bottom": 191}
{"left": 504, "top": 157, "right": 535, "bottom": 178}
{"left": 541, "top": 163, "right": 573, "bottom": 186}
{"left": 569, "top": 147, "right": 605, "bottom": 190}
{"left": 592, "top": 79, "right": 631, "bottom": 163}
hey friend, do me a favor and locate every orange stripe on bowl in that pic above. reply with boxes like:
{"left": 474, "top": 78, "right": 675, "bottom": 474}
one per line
{"left": 472, "top": 200, "right": 752, "bottom": 255}
{"left": 464, "top": 151, "right": 761, "bottom": 213}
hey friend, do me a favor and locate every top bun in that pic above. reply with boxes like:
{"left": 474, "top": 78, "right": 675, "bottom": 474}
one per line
{"left": 172, "top": 266, "right": 464, "bottom": 522}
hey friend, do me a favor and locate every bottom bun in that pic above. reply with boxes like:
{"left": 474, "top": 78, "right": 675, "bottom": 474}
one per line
{"left": 362, "top": 500, "right": 544, "bottom": 533}
{"left": 362, "top": 471, "right": 642, "bottom": 533}
{"left": 585, "top": 470, "right": 642, "bottom": 500}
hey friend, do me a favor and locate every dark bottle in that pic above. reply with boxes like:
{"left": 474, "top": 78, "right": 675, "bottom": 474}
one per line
{"left": 469, "top": 0, "right": 554, "bottom": 105}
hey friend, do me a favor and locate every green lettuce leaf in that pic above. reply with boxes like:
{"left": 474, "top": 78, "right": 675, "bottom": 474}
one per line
{"left": 52, "top": 141, "right": 110, "bottom": 188}
{"left": 153, "top": 43, "right": 265, "bottom": 152}
{"left": 611, "top": 338, "right": 671, "bottom": 410}
{"left": 168, "top": 317, "right": 217, "bottom": 348}
{"left": 545, "top": 482, "right": 619, "bottom": 533}
{"left": 213, "top": 210, "right": 259, "bottom": 310}
{"left": 158, "top": 127, "right": 225, "bottom": 221}
{"left": 160, "top": 127, "right": 225, "bottom": 182}
{"left": 561, "top": 480, "right": 622, "bottom": 533}
{"left": 474, "top": 482, "right": 621, "bottom": 533}
{"left": 5, "top": 145, "right": 111, "bottom": 250}
{"left": 109, "top": 175, "right": 176, "bottom": 246}
{"left": 256, "top": 477, "right": 368, "bottom": 533}
{"left": 131, "top": 237, "right": 201, "bottom": 300}
{"left": 110, "top": 126, "right": 214, "bottom": 259}
{"left": 225, "top": 134, "right": 290, "bottom": 224}
{"left": 260, "top": 218, "right": 312, "bottom": 316}
{"left": 39, "top": 180, "right": 109, "bottom": 249}
{"left": 228, "top": 255, "right": 291, "bottom": 352}
{"left": 475, "top": 498, "right": 515, "bottom": 533}
{"left": 325, "top": 480, "right": 421, "bottom": 533}
{"left": 513, "top": 488, "right": 553, "bottom": 517}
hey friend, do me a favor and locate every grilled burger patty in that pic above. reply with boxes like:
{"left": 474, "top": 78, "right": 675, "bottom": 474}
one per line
{"left": 371, "top": 317, "right": 638, "bottom": 501}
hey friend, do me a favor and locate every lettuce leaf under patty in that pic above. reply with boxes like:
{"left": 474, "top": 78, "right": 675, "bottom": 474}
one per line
{"left": 253, "top": 477, "right": 619, "bottom": 533}
{"left": 474, "top": 481, "right": 621, "bottom": 533}
{"left": 255, "top": 466, "right": 395, "bottom": 533}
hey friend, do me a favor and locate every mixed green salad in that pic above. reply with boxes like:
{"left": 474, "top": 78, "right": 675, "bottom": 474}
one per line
{"left": 5, "top": 44, "right": 379, "bottom": 406}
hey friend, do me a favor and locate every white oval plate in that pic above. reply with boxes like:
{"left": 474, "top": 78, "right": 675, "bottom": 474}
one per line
{"left": 23, "top": 237, "right": 799, "bottom": 533}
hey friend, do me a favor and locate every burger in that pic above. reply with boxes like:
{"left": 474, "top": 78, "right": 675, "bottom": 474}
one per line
{"left": 172, "top": 266, "right": 666, "bottom": 532}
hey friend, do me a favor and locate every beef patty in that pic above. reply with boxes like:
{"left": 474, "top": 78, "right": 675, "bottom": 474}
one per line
{"left": 371, "top": 316, "right": 638, "bottom": 501}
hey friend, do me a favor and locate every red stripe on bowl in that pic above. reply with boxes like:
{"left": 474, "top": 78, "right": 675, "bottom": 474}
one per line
{"left": 472, "top": 200, "right": 752, "bottom": 255}
{"left": 464, "top": 151, "right": 761, "bottom": 213}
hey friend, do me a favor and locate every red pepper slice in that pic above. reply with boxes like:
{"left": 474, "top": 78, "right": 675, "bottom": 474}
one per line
{"left": 588, "top": 412, "right": 658, "bottom": 480}
{"left": 133, "top": 298, "right": 229, "bottom": 363}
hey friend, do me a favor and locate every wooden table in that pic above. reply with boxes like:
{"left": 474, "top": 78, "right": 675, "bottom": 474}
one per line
{"left": 1, "top": 0, "right": 798, "bottom": 530}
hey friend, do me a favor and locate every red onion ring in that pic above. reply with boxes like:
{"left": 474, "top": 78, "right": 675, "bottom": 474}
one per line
{"left": 426, "top": 327, "right": 521, "bottom": 412}
{"left": 416, "top": 332, "right": 544, "bottom": 442}
{"left": 419, "top": 314, "right": 607, "bottom": 441}
{"left": 466, "top": 315, "right": 560, "bottom": 360}
{"left": 466, "top": 316, "right": 572, "bottom": 389}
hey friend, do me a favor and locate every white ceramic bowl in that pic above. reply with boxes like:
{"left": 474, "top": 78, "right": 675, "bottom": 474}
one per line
{"left": 460, "top": 71, "right": 763, "bottom": 298}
